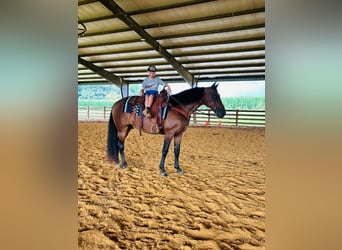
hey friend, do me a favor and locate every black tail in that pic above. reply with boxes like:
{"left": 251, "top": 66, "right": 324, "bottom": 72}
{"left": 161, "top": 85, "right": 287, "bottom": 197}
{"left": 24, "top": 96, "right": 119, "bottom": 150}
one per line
{"left": 107, "top": 111, "right": 119, "bottom": 163}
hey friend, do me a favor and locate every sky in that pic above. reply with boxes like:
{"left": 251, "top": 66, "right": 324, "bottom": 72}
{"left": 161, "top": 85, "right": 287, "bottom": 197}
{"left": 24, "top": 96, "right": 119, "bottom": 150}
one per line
{"left": 169, "top": 81, "right": 265, "bottom": 97}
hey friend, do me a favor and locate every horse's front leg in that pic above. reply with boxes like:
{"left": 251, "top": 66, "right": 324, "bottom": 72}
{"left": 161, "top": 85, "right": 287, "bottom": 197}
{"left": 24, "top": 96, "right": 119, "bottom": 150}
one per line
{"left": 174, "top": 134, "right": 184, "bottom": 175}
{"left": 159, "top": 137, "right": 171, "bottom": 177}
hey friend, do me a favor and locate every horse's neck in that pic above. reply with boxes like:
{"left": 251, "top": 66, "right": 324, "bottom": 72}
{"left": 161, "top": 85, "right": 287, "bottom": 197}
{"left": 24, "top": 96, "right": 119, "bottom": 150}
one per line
{"left": 186, "top": 102, "right": 201, "bottom": 114}
{"left": 179, "top": 97, "right": 203, "bottom": 116}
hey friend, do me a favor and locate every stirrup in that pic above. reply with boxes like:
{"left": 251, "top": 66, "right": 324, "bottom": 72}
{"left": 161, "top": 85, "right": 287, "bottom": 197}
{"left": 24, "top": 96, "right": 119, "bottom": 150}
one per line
{"left": 143, "top": 108, "right": 151, "bottom": 118}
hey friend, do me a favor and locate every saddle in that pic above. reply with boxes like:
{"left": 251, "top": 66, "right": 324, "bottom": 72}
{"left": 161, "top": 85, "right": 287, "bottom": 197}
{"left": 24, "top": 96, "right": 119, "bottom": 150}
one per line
{"left": 124, "top": 90, "right": 169, "bottom": 134}
{"left": 150, "top": 89, "right": 169, "bottom": 123}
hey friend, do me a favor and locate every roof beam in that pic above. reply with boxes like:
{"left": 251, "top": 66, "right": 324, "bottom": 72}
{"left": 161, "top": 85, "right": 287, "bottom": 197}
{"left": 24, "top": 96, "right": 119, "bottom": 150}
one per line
{"left": 78, "top": 45, "right": 265, "bottom": 57}
{"left": 127, "top": 0, "right": 216, "bottom": 16}
{"left": 156, "top": 24, "right": 265, "bottom": 40}
{"left": 165, "top": 36, "right": 265, "bottom": 50}
{"left": 98, "top": 0, "right": 194, "bottom": 85}
{"left": 79, "top": 60, "right": 265, "bottom": 69}
{"left": 117, "top": 69, "right": 265, "bottom": 79}
{"left": 86, "top": 54, "right": 265, "bottom": 64}
{"left": 78, "top": 57, "right": 124, "bottom": 86}
{"left": 78, "top": 0, "right": 97, "bottom": 6}
{"left": 80, "top": 22, "right": 264, "bottom": 39}
{"left": 80, "top": 6, "right": 263, "bottom": 26}
{"left": 81, "top": 0, "right": 216, "bottom": 23}
{"left": 78, "top": 62, "right": 265, "bottom": 74}
{"left": 88, "top": 54, "right": 162, "bottom": 63}
{"left": 79, "top": 35, "right": 265, "bottom": 49}
{"left": 78, "top": 38, "right": 143, "bottom": 48}
{"left": 140, "top": 8, "right": 265, "bottom": 29}
{"left": 80, "top": 7, "right": 264, "bottom": 38}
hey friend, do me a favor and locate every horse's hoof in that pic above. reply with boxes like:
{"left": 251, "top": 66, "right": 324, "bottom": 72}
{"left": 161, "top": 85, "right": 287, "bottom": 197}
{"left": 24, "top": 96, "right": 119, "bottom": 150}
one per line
{"left": 122, "top": 166, "right": 129, "bottom": 172}
{"left": 160, "top": 172, "right": 168, "bottom": 177}
{"left": 117, "top": 163, "right": 128, "bottom": 171}
{"left": 176, "top": 168, "right": 184, "bottom": 175}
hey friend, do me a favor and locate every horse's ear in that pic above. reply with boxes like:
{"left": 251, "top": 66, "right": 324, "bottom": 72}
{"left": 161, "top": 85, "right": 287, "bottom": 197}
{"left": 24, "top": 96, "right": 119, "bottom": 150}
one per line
{"left": 211, "top": 82, "right": 219, "bottom": 89}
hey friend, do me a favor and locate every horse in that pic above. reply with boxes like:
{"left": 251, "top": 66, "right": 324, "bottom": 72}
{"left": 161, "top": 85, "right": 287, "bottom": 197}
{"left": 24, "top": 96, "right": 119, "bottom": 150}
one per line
{"left": 107, "top": 82, "right": 226, "bottom": 177}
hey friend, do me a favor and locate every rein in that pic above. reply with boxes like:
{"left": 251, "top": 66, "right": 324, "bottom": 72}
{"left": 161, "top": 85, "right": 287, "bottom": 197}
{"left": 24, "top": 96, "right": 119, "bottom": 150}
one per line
{"left": 168, "top": 95, "right": 191, "bottom": 119}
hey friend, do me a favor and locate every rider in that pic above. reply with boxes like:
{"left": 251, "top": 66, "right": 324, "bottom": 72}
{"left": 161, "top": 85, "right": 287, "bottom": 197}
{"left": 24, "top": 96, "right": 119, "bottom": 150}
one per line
{"left": 140, "top": 65, "right": 171, "bottom": 118}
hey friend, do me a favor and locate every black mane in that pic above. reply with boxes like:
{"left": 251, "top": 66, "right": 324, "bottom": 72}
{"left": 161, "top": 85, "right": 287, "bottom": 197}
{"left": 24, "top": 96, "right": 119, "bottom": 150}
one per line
{"left": 169, "top": 87, "right": 205, "bottom": 106}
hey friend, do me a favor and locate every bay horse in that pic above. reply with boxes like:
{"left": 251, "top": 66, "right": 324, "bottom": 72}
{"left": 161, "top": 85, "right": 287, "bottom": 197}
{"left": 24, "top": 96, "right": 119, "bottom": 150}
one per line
{"left": 107, "top": 82, "right": 226, "bottom": 176}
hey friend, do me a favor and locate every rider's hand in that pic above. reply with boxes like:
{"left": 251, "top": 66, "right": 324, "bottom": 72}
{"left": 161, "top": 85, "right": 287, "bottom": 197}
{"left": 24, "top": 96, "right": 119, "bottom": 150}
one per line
{"left": 165, "top": 85, "right": 171, "bottom": 94}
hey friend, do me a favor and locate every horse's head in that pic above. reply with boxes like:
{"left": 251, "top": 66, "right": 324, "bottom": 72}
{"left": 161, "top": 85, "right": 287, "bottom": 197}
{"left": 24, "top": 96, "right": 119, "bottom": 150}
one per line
{"left": 203, "top": 82, "right": 226, "bottom": 118}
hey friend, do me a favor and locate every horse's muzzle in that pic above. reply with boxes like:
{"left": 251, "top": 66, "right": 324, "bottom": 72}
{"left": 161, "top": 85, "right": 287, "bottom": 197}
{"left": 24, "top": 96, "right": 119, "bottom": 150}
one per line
{"left": 216, "top": 109, "right": 226, "bottom": 118}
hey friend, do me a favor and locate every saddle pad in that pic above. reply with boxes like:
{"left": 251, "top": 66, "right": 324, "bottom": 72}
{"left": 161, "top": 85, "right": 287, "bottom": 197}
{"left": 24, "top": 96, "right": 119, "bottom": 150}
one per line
{"left": 123, "top": 97, "right": 133, "bottom": 113}
{"left": 161, "top": 105, "right": 168, "bottom": 119}
{"left": 123, "top": 97, "right": 168, "bottom": 120}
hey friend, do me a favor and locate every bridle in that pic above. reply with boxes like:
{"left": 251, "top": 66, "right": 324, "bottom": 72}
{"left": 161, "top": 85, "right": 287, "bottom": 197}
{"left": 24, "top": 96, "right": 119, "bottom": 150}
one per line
{"left": 210, "top": 89, "right": 220, "bottom": 114}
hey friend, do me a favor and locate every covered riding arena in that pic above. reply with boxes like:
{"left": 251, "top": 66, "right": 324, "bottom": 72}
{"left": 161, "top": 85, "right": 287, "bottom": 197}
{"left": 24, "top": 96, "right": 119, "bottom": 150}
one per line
{"left": 78, "top": 0, "right": 265, "bottom": 249}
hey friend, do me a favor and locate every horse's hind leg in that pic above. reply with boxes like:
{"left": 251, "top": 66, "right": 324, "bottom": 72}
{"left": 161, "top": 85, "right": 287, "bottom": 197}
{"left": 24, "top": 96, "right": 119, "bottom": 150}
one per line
{"left": 117, "top": 126, "right": 132, "bottom": 169}
{"left": 117, "top": 139, "right": 127, "bottom": 168}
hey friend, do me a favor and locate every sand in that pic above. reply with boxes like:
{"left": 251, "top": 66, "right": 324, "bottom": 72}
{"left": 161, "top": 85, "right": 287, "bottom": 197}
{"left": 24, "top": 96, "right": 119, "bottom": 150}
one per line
{"left": 78, "top": 122, "right": 265, "bottom": 249}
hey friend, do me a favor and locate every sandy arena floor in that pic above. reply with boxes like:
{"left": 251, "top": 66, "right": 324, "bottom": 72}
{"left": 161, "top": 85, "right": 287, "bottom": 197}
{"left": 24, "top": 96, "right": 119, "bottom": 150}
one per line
{"left": 78, "top": 122, "right": 265, "bottom": 249}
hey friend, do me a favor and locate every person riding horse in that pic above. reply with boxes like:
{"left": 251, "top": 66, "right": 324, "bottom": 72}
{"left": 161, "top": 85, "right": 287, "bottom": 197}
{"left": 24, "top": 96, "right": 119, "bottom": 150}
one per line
{"left": 140, "top": 65, "right": 171, "bottom": 118}
{"left": 108, "top": 82, "right": 226, "bottom": 177}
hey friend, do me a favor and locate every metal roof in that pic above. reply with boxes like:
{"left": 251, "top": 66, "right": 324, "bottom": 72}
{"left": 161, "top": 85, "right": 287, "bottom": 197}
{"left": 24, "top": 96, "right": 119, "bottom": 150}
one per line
{"left": 78, "top": 0, "right": 265, "bottom": 86}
